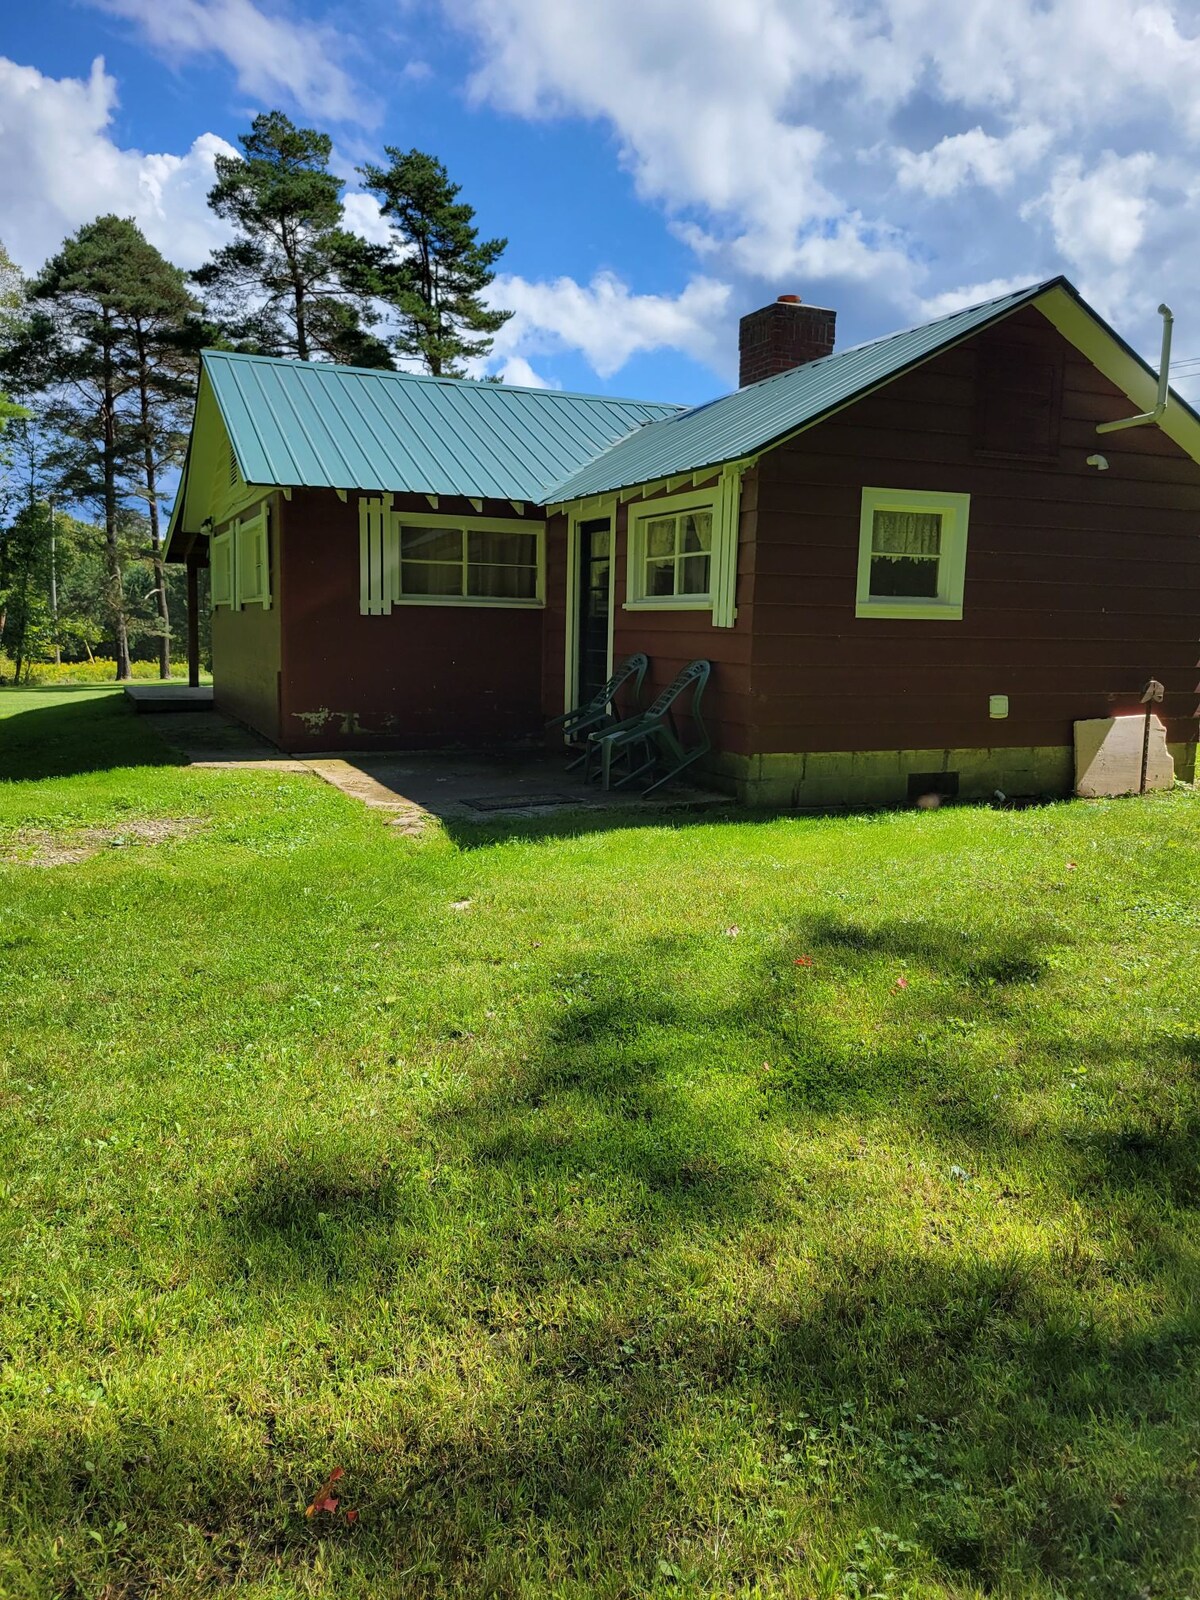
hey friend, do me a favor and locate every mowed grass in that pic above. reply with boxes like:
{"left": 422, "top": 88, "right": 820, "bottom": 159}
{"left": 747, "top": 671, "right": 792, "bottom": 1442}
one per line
{"left": 1, "top": 688, "right": 1198, "bottom": 1600}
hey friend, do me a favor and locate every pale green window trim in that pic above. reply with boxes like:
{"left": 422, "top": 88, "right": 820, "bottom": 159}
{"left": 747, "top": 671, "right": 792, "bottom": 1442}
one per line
{"left": 625, "top": 487, "right": 717, "bottom": 614}
{"left": 855, "top": 487, "right": 970, "bottom": 621}
{"left": 359, "top": 509, "right": 544, "bottom": 611}
{"left": 210, "top": 529, "right": 234, "bottom": 609}
{"left": 235, "top": 504, "right": 271, "bottom": 610}
{"left": 359, "top": 494, "right": 394, "bottom": 615}
{"left": 622, "top": 474, "right": 742, "bottom": 626}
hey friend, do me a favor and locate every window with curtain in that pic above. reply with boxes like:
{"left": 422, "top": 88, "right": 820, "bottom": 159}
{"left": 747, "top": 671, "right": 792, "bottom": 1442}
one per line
{"left": 633, "top": 505, "right": 714, "bottom": 601}
{"left": 869, "top": 509, "right": 943, "bottom": 598}
{"left": 855, "top": 488, "right": 971, "bottom": 620}
{"left": 395, "top": 521, "right": 540, "bottom": 603}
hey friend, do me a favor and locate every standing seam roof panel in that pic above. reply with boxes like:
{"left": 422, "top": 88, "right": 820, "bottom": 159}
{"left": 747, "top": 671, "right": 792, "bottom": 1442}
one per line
{"left": 542, "top": 281, "right": 1065, "bottom": 501}
{"left": 195, "top": 350, "right": 683, "bottom": 504}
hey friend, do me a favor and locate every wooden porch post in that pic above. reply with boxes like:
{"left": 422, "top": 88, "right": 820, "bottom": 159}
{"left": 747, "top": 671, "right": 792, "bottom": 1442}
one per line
{"left": 186, "top": 556, "right": 201, "bottom": 689}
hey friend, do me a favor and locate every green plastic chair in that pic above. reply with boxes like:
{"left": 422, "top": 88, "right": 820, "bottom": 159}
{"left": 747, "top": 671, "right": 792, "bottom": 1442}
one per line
{"left": 589, "top": 659, "right": 711, "bottom": 794}
{"left": 548, "top": 652, "right": 648, "bottom": 771}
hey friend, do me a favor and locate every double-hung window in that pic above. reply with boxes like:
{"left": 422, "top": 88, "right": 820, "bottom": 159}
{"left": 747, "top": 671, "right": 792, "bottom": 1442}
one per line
{"left": 626, "top": 489, "right": 718, "bottom": 610}
{"left": 855, "top": 488, "right": 970, "bottom": 620}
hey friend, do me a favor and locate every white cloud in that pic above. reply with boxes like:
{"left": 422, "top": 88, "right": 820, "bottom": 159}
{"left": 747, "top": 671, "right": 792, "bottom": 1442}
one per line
{"left": 0, "top": 56, "right": 234, "bottom": 273}
{"left": 451, "top": 0, "right": 843, "bottom": 282}
{"left": 341, "top": 191, "right": 392, "bottom": 246}
{"left": 493, "top": 355, "right": 555, "bottom": 388}
{"left": 486, "top": 270, "right": 733, "bottom": 380}
{"left": 88, "top": 0, "right": 370, "bottom": 124}
{"left": 1027, "top": 150, "right": 1160, "bottom": 269}
{"left": 894, "top": 125, "right": 1053, "bottom": 199}
{"left": 916, "top": 276, "right": 1044, "bottom": 321}
{"left": 444, "top": 0, "right": 1200, "bottom": 362}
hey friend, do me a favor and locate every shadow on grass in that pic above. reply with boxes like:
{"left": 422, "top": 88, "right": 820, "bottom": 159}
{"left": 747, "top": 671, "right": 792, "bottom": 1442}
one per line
{"left": 7, "top": 1246, "right": 1197, "bottom": 1597}
{"left": 439, "top": 791, "right": 1078, "bottom": 852}
{"left": 0, "top": 687, "right": 178, "bottom": 781}
{"left": 103, "top": 910, "right": 1199, "bottom": 1592}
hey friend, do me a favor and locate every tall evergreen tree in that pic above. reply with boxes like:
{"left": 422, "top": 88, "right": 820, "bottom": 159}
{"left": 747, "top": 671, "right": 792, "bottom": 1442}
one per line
{"left": 117, "top": 233, "right": 203, "bottom": 677}
{"left": 195, "top": 112, "right": 391, "bottom": 366}
{"left": 358, "top": 148, "right": 512, "bottom": 376}
{"left": 5, "top": 217, "right": 196, "bottom": 680}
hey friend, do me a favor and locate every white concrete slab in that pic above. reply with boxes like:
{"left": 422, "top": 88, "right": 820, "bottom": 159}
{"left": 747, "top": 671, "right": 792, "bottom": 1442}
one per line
{"left": 1074, "top": 713, "right": 1174, "bottom": 798}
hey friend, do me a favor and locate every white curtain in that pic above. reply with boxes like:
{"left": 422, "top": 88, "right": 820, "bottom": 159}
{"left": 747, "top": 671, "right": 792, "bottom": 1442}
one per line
{"left": 872, "top": 510, "right": 942, "bottom": 556}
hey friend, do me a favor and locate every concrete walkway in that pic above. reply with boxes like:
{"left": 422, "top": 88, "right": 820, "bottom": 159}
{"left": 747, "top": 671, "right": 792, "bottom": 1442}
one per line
{"left": 155, "top": 710, "right": 728, "bottom": 832}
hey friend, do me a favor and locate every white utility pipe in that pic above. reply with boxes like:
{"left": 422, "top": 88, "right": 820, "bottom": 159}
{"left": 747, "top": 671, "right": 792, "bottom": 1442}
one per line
{"left": 1097, "top": 303, "right": 1173, "bottom": 434}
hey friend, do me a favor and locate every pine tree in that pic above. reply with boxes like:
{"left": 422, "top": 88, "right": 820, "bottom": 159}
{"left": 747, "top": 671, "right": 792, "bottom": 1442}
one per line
{"left": 358, "top": 148, "right": 512, "bottom": 376}
{"left": 196, "top": 111, "right": 391, "bottom": 366}
{"left": 5, "top": 217, "right": 198, "bottom": 680}
{"left": 116, "top": 233, "right": 203, "bottom": 677}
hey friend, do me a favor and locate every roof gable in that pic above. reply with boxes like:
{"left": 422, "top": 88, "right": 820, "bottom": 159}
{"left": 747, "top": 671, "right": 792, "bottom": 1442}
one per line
{"left": 545, "top": 276, "right": 1200, "bottom": 502}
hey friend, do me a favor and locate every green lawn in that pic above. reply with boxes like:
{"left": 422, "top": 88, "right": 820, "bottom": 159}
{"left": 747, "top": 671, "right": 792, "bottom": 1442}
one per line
{"left": 1, "top": 687, "right": 1198, "bottom": 1599}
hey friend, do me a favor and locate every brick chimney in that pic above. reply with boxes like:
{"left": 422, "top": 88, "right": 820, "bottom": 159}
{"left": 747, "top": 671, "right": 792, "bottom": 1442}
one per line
{"left": 738, "top": 294, "right": 836, "bottom": 387}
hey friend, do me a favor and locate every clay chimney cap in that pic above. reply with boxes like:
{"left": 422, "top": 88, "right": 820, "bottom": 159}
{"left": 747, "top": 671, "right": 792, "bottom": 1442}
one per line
{"left": 776, "top": 294, "right": 802, "bottom": 304}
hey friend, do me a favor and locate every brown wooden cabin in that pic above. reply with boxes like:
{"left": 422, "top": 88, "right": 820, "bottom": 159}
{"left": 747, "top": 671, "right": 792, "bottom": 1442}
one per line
{"left": 166, "top": 276, "right": 1200, "bottom": 806}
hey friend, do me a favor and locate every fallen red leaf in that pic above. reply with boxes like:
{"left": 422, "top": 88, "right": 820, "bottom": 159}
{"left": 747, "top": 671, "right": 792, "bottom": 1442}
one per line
{"left": 794, "top": 956, "right": 813, "bottom": 967}
{"left": 892, "top": 976, "right": 909, "bottom": 991}
{"left": 345, "top": 1509, "right": 359, "bottom": 1524}
{"left": 305, "top": 1467, "right": 346, "bottom": 1518}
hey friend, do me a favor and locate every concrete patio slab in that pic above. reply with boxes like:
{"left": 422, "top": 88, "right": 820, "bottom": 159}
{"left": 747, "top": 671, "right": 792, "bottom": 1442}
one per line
{"left": 123, "top": 683, "right": 214, "bottom": 712}
{"left": 150, "top": 708, "right": 729, "bottom": 827}
{"left": 303, "top": 750, "right": 728, "bottom": 832}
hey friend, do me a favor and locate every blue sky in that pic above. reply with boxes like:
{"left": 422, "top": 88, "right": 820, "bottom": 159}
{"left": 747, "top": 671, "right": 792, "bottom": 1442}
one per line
{"left": 3, "top": 0, "right": 1200, "bottom": 405}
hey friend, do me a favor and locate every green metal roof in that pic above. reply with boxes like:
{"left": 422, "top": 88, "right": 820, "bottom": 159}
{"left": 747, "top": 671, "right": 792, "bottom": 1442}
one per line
{"left": 176, "top": 274, "right": 1200, "bottom": 534}
{"left": 544, "top": 279, "right": 1063, "bottom": 501}
{"left": 201, "top": 350, "right": 684, "bottom": 503}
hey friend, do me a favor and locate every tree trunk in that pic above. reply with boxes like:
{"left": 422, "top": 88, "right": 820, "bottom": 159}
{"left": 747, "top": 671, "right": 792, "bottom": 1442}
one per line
{"left": 186, "top": 557, "right": 200, "bottom": 688}
{"left": 136, "top": 328, "right": 171, "bottom": 678}
{"left": 295, "top": 280, "right": 308, "bottom": 360}
{"left": 102, "top": 316, "right": 131, "bottom": 681}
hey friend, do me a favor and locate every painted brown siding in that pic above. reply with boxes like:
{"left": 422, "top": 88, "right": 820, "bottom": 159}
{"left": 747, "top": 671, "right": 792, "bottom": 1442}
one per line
{"left": 541, "top": 511, "right": 570, "bottom": 719}
{"left": 749, "top": 306, "right": 1200, "bottom": 756}
{"left": 210, "top": 493, "right": 282, "bottom": 741}
{"left": 278, "top": 489, "right": 546, "bottom": 752}
{"left": 604, "top": 472, "right": 759, "bottom": 757}
{"left": 539, "top": 484, "right": 758, "bottom": 755}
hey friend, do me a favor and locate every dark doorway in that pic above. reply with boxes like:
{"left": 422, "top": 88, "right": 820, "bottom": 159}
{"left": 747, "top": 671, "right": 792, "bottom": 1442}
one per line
{"left": 575, "top": 517, "right": 612, "bottom": 706}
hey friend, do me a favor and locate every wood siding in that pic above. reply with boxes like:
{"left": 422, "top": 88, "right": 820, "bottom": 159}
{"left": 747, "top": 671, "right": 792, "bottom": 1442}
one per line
{"left": 538, "top": 483, "right": 759, "bottom": 755}
{"left": 210, "top": 493, "right": 282, "bottom": 741}
{"left": 604, "top": 473, "right": 760, "bottom": 756}
{"left": 278, "top": 489, "right": 546, "bottom": 752}
{"left": 748, "top": 306, "right": 1200, "bottom": 755}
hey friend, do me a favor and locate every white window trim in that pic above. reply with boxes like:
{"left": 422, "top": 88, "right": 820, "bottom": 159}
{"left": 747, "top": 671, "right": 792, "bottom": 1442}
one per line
{"left": 624, "top": 486, "right": 720, "bottom": 614}
{"left": 381, "top": 510, "right": 544, "bottom": 610}
{"left": 855, "top": 487, "right": 970, "bottom": 621}
{"left": 564, "top": 503, "right": 616, "bottom": 714}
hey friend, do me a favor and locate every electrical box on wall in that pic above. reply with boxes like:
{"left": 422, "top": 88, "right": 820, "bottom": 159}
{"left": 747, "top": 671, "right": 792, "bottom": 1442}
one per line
{"left": 989, "top": 695, "right": 1009, "bottom": 719}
